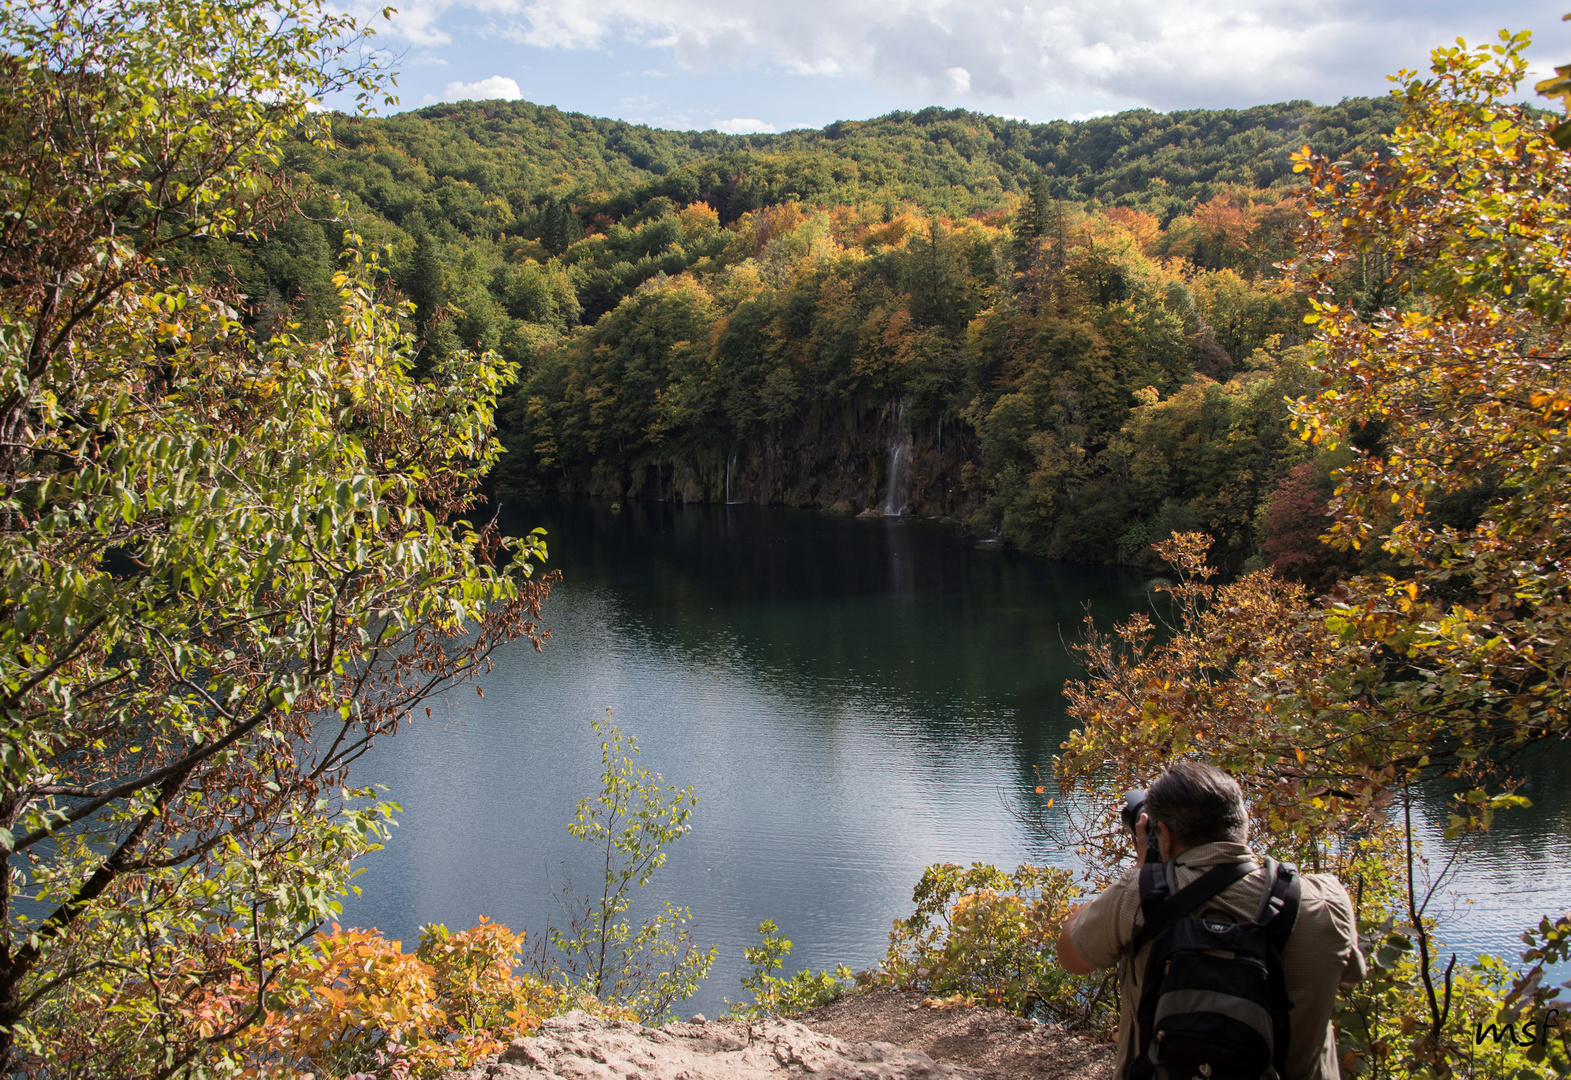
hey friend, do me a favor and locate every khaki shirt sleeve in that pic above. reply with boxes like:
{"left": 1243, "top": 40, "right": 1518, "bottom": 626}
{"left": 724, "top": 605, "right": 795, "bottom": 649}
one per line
{"left": 1280, "top": 872, "right": 1366, "bottom": 1080}
{"left": 1067, "top": 867, "right": 1140, "bottom": 971}
{"left": 1333, "top": 886, "right": 1366, "bottom": 985}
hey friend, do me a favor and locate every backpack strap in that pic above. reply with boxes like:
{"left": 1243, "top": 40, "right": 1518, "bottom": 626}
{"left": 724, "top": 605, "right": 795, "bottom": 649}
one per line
{"left": 1252, "top": 860, "right": 1302, "bottom": 1079}
{"left": 1254, "top": 859, "right": 1301, "bottom": 952}
{"left": 1133, "top": 859, "right": 1258, "bottom": 949}
{"left": 1135, "top": 860, "right": 1176, "bottom": 925}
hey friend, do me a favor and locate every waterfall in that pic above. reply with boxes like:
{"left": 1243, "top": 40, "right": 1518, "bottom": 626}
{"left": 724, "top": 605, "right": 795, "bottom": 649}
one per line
{"left": 882, "top": 401, "right": 911, "bottom": 517}
{"left": 725, "top": 449, "right": 739, "bottom": 504}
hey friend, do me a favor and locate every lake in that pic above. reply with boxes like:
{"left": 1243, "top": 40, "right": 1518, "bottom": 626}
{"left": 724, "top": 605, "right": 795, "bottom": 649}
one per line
{"left": 341, "top": 498, "right": 1571, "bottom": 1014}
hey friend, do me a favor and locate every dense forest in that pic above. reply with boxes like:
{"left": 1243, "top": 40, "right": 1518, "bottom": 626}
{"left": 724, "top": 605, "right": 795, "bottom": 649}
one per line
{"left": 219, "top": 95, "right": 1402, "bottom": 573}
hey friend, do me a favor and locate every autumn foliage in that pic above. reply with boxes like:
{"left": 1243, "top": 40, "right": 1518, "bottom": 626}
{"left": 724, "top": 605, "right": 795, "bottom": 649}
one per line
{"left": 1293, "top": 32, "right": 1571, "bottom": 768}
{"left": 227, "top": 919, "right": 574, "bottom": 1080}
{"left": 1056, "top": 29, "right": 1571, "bottom": 1078}
{"left": 1258, "top": 462, "right": 1345, "bottom": 591}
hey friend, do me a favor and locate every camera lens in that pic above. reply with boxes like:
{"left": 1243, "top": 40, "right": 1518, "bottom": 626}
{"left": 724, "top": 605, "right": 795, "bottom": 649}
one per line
{"left": 1121, "top": 788, "right": 1147, "bottom": 832}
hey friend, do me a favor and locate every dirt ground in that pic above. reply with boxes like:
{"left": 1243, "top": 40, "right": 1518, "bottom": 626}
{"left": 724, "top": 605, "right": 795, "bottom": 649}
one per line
{"left": 439, "top": 992, "right": 1117, "bottom": 1080}
{"left": 800, "top": 991, "right": 1116, "bottom": 1080}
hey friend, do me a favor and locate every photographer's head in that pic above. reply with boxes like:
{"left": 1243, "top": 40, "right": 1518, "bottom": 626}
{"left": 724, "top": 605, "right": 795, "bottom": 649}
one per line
{"left": 1145, "top": 761, "right": 1248, "bottom": 858}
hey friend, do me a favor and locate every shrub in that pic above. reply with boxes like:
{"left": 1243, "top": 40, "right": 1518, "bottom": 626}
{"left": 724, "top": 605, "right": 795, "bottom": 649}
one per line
{"left": 870, "top": 862, "right": 1114, "bottom": 1030}
{"left": 733, "top": 920, "right": 854, "bottom": 1017}
{"left": 236, "top": 919, "right": 567, "bottom": 1080}
{"left": 231, "top": 712, "right": 713, "bottom": 1075}
{"left": 1336, "top": 926, "right": 1571, "bottom": 1079}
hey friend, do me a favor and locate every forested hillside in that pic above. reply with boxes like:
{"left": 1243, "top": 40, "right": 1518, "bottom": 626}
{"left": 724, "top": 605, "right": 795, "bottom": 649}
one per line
{"left": 306, "top": 96, "right": 1398, "bottom": 221}
{"left": 224, "top": 96, "right": 1401, "bottom": 572}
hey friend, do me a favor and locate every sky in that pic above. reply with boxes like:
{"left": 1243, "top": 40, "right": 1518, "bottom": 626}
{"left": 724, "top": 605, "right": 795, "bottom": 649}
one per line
{"left": 333, "top": 0, "right": 1569, "bottom": 132}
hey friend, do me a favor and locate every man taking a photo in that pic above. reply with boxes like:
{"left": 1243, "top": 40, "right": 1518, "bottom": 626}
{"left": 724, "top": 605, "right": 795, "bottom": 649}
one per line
{"left": 1057, "top": 761, "right": 1365, "bottom": 1079}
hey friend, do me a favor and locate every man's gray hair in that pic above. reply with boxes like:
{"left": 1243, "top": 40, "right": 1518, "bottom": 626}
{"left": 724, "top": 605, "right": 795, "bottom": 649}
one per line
{"left": 1145, "top": 761, "right": 1248, "bottom": 848}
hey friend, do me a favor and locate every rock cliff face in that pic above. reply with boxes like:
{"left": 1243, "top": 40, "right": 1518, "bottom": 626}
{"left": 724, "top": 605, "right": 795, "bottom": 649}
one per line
{"left": 566, "top": 403, "right": 982, "bottom": 519}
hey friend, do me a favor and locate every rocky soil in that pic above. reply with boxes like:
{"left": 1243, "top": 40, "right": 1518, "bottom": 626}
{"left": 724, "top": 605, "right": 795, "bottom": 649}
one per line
{"left": 800, "top": 991, "right": 1114, "bottom": 1080}
{"left": 440, "top": 991, "right": 1114, "bottom": 1080}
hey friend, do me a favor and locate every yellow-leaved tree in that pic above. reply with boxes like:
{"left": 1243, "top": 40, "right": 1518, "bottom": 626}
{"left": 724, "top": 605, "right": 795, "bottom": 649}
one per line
{"left": 1058, "top": 30, "right": 1571, "bottom": 1078}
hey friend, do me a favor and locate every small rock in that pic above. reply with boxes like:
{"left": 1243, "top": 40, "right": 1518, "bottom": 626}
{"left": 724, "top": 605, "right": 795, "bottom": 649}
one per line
{"left": 500, "top": 1038, "right": 552, "bottom": 1068}
{"left": 688, "top": 1013, "right": 706, "bottom": 1023}
{"left": 485, "top": 1065, "right": 543, "bottom": 1079}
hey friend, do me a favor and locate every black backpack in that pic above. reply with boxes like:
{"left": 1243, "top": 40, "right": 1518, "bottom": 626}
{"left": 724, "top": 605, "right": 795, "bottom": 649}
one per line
{"left": 1124, "top": 858, "right": 1301, "bottom": 1080}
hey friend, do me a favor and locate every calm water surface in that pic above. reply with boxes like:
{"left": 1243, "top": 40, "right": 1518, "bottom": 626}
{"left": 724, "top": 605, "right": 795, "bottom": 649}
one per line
{"left": 342, "top": 499, "right": 1571, "bottom": 1013}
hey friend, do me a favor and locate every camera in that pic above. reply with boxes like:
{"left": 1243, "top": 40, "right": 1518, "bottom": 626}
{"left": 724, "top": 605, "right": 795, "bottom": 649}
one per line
{"left": 1120, "top": 788, "right": 1164, "bottom": 865}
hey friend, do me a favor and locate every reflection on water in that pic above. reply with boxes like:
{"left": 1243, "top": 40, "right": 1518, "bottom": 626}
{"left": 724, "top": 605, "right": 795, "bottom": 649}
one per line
{"left": 1411, "top": 740, "right": 1571, "bottom": 964}
{"left": 341, "top": 499, "right": 1571, "bottom": 1012}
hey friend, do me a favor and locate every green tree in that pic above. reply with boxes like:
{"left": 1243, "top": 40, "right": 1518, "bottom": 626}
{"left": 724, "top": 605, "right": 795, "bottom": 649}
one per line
{"left": 545, "top": 712, "right": 715, "bottom": 1021}
{"left": 540, "top": 197, "right": 583, "bottom": 257}
{"left": 1011, "top": 172, "right": 1061, "bottom": 274}
{"left": 0, "top": 1, "right": 550, "bottom": 1073}
{"left": 406, "top": 230, "right": 450, "bottom": 328}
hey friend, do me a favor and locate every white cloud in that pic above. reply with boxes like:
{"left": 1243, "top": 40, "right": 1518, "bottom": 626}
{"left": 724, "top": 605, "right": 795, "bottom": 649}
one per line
{"left": 406, "top": 54, "right": 449, "bottom": 67}
{"left": 715, "top": 117, "right": 776, "bottom": 133}
{"left": 420, "top": 74, "right": 525, "bottom": 106}
{"left": 364, "top": 0, "right": 1560, "bottom": 111}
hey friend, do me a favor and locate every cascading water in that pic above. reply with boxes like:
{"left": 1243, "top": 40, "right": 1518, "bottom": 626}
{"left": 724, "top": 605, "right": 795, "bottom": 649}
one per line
{"left": 725, "top": 449, "right": 739, "bottom": 504}
{"left": 882, "top": 401, "right": 911, "bottom": 516}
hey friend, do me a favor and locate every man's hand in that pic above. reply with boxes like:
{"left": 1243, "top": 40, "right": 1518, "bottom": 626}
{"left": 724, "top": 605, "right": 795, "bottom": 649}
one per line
{"left": 1135, "top": 811, "right": 1152, "bottom": 868}
{"left": 1056, "top": 903, "right": 1095, "bottom": 975}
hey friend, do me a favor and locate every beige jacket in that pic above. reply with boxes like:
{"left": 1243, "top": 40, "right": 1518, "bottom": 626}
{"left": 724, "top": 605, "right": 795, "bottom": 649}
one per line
{"left": 1067, "top": 841, "right": 1365, "bottom": 1080}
